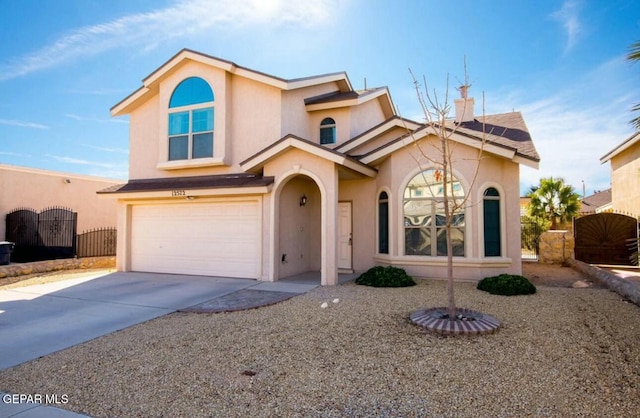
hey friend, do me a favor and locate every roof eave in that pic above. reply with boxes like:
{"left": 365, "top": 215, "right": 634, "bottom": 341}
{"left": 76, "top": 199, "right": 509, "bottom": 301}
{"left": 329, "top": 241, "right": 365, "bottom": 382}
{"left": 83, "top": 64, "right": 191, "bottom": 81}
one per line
{"left": 600, "top": 131, "right": 640, "bottom": 163}
{"left": 241, "top": 135, "right": 377, "bottom": 178}
{"left": 111, "top": 49, "right": 353, "bottom": 116}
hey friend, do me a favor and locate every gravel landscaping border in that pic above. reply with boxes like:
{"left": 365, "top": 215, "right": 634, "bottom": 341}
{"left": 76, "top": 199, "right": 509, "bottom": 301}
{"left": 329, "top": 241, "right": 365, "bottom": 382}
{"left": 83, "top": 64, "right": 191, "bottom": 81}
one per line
{"left": 1, "top": 278, "right": 639, "bottom": 417}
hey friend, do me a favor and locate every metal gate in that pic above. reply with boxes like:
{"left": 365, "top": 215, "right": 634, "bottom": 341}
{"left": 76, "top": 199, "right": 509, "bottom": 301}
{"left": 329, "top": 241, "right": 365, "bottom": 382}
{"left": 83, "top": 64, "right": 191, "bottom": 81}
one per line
{"left": 574, "top": 213, "right": 638, "bottom": 265}
{"left": 521, "top": 217, "right": 540, "bottom": 260}
{"left": 5, "top": 207, "right": 78, "bottom": 262}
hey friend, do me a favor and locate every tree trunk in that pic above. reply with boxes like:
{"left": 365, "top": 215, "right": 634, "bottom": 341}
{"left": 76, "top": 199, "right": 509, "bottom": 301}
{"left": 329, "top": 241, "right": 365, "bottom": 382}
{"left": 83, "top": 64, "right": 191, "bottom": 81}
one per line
{"left": 441, "top": 137, "right": 456, "bottom": 320}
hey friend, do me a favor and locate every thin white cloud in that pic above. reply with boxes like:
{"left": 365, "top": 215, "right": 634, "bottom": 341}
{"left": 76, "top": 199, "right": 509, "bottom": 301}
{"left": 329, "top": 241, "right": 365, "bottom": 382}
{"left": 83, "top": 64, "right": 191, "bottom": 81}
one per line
{"left": 46, "top": 154, "right": 120, "bottom": 169}
{"left": 65, "top": 113, "right": 128, "bottom": 124}
{"left": 0, "top": 119, "right": 49, "bottom": 129}
{"left": 0, "top": 151, "right": 28, "bottom": 157}
{"left": 81, "top": 144, "right": 129, "bottom": 155}
{"left": 0, "top": 0, "right": 335, "bottom": 81}
{"left": 501, "top": 57, "right": 638, "bottom": 195}
{"left": 551, "top": 0, "right": 582, "bottom": 53}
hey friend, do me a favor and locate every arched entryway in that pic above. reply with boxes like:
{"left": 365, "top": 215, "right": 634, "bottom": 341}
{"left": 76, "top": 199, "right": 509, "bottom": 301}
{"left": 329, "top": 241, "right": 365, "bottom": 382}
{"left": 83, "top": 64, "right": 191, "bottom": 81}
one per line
{"left": 276, "top": 174, "right": 322, "bottom": 280}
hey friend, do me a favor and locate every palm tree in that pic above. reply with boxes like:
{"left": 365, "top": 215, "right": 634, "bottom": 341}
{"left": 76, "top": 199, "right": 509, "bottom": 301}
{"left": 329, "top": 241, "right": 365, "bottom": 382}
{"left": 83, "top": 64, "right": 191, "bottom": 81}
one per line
{"left": 627, "top": 40, "right": 640, "bottom": 130}
{"left": 527, "top": 177, "right": 581, "bottom": 229}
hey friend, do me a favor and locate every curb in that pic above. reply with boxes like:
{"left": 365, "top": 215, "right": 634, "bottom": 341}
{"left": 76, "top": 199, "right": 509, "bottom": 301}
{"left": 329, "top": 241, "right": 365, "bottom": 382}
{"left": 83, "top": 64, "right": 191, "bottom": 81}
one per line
{"left": 566, "top": 258, "right": 640, "bottom": 306}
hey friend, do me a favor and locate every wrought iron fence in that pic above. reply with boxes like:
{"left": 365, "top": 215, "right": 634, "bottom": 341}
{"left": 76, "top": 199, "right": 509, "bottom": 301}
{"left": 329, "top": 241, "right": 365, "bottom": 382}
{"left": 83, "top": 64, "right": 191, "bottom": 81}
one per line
{"left": 77, "top": 227, "right": 117, "bottom": 258}
{"left": 521, "top": 217, "right": 540, "bottom": 260}
{"left": 5, "top": 206, "right": 77, "bottom": 262}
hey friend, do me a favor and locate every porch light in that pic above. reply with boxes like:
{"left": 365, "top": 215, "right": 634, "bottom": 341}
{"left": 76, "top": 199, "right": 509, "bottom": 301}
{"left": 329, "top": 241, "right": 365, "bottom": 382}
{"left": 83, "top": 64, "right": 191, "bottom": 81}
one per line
{"left": 300, "top": 194, "right": 307, "bottom": 206}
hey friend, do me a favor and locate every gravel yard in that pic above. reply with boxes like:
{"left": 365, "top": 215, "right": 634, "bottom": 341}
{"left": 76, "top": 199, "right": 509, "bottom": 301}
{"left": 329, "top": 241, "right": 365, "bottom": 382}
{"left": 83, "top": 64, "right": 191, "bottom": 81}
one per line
{"left": 1, "top": 268, "right": 639, "bottom": 417}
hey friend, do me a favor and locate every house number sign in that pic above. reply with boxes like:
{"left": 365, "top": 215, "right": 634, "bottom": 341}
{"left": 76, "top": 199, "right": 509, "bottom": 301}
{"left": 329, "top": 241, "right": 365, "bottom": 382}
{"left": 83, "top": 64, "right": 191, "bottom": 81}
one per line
{"left": 171, "top": 190, "right": 186, "bottom": 196}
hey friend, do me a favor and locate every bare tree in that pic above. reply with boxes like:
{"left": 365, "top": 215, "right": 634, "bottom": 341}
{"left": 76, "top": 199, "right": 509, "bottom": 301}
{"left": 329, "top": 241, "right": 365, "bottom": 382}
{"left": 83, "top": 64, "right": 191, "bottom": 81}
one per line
{"left": 405, "top": 65, "right": 487, "bottom": 320}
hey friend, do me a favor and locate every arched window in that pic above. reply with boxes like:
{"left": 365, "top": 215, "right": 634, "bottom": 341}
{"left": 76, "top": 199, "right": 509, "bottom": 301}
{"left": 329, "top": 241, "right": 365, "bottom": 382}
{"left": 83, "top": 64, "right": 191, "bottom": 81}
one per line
{"left": 483, "top": 187, "right": 501, "bottom": 257}
{"left": 403, "top": 169, "right": 465, "bottom": 256}
{"left": 378, "top": 191, "right": 389, "bottom": 254}
{"left": 320, "top": 118, "right": 336, "bottom": 144}
{"left": 168, "top": 77, "right": 215, "bottom": 161}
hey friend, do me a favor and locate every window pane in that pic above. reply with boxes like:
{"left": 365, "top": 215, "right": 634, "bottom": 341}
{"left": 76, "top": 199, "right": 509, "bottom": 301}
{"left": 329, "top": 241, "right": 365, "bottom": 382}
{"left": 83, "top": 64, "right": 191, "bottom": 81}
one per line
{"left": 405, "top": 228, "right": 431, "bottom": 255}
{"left": 321, "top": 117, "right": 335, "bottom": 126}
{"left": 168, "top": 112, "right": 189, "bottom": 135}
{"left": 436, "top": 228, "right": 465, "bottom": 256}
{"left": 192, "top": 107, "right": 213, "bottom": 132}
{"left": 484, "top": 198, "right": 500, "bottom": 256}
{"left": 320, "top": 126, "right": 335, "bottom": 144}
{"left": 169, "top": 77, "right": 214, "bottom": 108}
{"left": 169, "top": 136, "right": 188, "bottom": 160}
{"left": 379, "top": 201, "right": 389, "bottom": 254}
{"left": 192, "top": 132, "right": 213, "bottom": 158}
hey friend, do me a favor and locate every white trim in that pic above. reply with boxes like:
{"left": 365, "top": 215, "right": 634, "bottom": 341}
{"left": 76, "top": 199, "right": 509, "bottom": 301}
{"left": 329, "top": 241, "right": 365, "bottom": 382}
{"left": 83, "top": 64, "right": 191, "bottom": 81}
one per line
{"left": 373, "top": 255, "right": 513, "bottom": 268}
{"left": 112, "top": 186, "right": 272, "bottom": 201}
{"left": 305, "top": 88, "right": 389, "bottom": 112}
{"left": 112, "top": 49, "right": 353, "bottom": 117}
{"left": 335, "top": 118, "right": 420, "bottom": 154}
{"left": 240, "top": 136, "right": 377, "bottom": 178}
{"left": 360, "top": 128, "right": 535, "bottom": 168}
{"left": 157, "top": 157, "right": 226, "bottom": 170}
{"left": 600, "top": 131, "right": 640, "bottom": 163}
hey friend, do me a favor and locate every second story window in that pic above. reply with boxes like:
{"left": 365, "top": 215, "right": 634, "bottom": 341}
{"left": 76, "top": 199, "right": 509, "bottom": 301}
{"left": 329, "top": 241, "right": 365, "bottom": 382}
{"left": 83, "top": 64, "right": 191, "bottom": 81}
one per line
{"left": 320, "top": 117, "right": 336, "bottom": 145}
{"left": 168, "top": 77, "right": 214, "bottom": 161}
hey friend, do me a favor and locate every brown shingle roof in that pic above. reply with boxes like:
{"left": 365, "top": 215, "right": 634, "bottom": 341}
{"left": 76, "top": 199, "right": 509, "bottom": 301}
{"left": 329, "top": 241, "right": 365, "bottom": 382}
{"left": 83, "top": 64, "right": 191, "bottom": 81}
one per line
{"left": 453, "top": 112, "right": 540, "bottom": 163}
{"left": 580, "top": 189, "right": 612, "bottom": 214}
{"left": 97, "top": 173, "right": 274, "bottom": 194}
{"left": 304, "top": 87, "right": 388, "bottom": 105}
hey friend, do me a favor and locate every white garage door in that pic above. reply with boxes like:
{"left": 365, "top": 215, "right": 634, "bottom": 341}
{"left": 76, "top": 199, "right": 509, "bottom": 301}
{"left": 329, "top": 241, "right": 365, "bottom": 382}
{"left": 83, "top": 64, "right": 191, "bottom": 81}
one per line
{"left": 131, "top": 200, "right": 260, "bottom": 278}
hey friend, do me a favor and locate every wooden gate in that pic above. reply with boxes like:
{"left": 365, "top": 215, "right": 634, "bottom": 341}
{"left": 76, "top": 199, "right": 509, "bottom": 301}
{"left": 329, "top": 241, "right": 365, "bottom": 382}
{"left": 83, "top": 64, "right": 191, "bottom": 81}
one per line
{"left": 574, "top": 213, "right": 638, "bottom": 265}
{"left": 5, "top": 206, "right": 78, "bottom": 262}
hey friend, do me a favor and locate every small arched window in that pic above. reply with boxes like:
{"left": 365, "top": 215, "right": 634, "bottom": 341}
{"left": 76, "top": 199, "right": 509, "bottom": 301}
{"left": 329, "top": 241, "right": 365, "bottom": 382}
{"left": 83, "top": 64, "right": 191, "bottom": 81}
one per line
{"left": 168, "top": 77, "right": 215, "bottom": 161}
{"left": 378, "top": 191, "right": 389, "bottom": 254}
{"left": 483, "top": 187, "right": 501, "bottom": 257}
{"left": 320, "top": 118, "right": 336, "bottom": 144}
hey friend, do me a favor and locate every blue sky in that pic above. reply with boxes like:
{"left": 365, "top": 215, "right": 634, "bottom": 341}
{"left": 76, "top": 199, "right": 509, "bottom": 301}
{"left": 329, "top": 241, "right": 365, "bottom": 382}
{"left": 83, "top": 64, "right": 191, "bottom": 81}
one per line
{"left": 1, "top": 0, "right": 639, "bottom": 196}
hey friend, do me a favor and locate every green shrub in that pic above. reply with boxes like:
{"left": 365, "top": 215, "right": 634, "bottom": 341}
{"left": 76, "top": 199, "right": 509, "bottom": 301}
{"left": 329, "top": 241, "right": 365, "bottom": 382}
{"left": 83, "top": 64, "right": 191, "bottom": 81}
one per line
{"left": 477, "top": 274, "right": 536, "bottom": 296}
{"left": 355, "top": 266, "right": 416, "bottom": 287}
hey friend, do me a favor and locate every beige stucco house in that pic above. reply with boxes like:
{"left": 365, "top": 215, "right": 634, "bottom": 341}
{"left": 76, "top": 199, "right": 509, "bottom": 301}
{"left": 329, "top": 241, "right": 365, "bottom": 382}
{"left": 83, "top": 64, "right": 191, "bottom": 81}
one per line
{"left": 1, "top": 164, "right": 119, "bottom": 240}
{"left": 101, "top": 49, "right": 539, "bottom": 285}
{"left": 600, "top": 131, "right": 640, "bottom": 217}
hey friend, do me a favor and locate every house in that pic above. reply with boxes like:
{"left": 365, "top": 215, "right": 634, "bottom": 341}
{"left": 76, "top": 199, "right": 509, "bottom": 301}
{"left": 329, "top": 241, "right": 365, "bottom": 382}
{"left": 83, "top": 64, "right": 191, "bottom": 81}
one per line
{"left": 600, "top": 131, "right": 640, "bottom": 217}
{"left": 579, "top": 189, "right": 612, "bottom": 215}
{"left": 1, "top": 163, "right": 120, "bottom": 240}
{"left": 100, "top": 49, "right": 539, "bottom": 285}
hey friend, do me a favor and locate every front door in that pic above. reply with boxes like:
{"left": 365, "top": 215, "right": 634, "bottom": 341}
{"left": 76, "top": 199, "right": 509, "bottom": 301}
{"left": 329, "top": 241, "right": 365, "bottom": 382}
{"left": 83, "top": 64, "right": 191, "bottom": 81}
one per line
{"left": 338, "top": 202, "right": 352, "bottom": 270}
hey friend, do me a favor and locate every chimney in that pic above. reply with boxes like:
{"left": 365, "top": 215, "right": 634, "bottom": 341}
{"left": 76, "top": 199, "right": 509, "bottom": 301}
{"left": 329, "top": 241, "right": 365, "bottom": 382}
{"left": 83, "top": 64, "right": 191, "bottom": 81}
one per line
{"left": 454, "top": 85, "right": 474, "bottom": 123}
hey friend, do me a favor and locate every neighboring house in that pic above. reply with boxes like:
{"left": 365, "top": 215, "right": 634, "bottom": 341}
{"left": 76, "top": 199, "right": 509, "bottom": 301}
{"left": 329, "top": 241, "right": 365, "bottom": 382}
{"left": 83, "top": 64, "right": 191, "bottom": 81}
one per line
{"left": 601, "top": 131, "right": 640, "bottom": 218}
{"left": 100, "top": 49, "right": 539, "bottom": 285}
{"left": 579, "top": 189, "right": 612, "bottom": 215}
{"left": 0, "top": 164, "right": 120, "bottom": 239}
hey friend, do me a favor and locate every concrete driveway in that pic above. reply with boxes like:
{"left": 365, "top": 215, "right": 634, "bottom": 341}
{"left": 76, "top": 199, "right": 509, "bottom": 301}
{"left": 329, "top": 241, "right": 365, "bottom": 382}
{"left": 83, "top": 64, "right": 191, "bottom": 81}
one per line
{"left": 0, "top": 272, "right": 266, "bottom": 370}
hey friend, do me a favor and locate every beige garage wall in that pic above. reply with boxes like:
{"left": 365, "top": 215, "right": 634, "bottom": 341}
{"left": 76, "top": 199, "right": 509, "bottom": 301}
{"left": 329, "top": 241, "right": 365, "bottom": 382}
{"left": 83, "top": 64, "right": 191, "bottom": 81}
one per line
{"left": 0, "top": 164, "right": 121, "bottom": 240}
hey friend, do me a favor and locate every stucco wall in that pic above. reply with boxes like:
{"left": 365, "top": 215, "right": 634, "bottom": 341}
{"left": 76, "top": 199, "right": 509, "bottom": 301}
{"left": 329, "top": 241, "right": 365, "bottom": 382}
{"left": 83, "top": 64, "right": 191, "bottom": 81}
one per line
{"left": 277, "top": 176, "right": 321, "bottom": 278}
{"left": 370, "top": 137, "right": 522, "bottom": 280}
{"left": 611, "top": 141, "right": 640, "bottom": 217}
{"left": 0, "top": 165, "right": 120, "bottom": 239}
